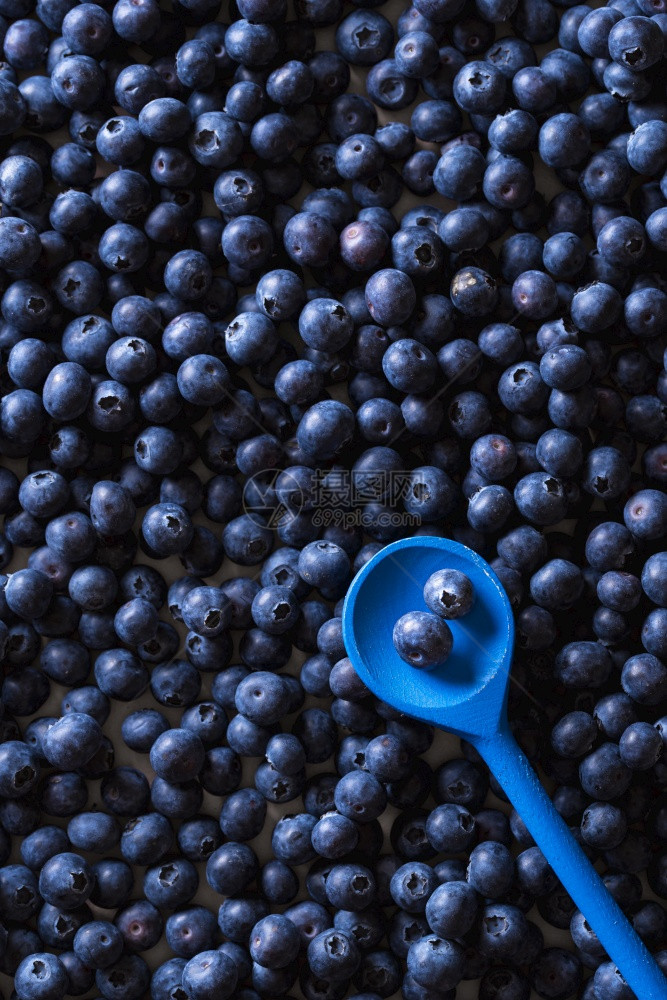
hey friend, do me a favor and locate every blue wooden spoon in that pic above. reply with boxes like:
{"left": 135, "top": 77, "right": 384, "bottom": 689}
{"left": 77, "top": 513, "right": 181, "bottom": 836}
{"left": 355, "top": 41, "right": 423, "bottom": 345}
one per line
{"left": 342, "top": 535, "right": 667, "bottom": 999}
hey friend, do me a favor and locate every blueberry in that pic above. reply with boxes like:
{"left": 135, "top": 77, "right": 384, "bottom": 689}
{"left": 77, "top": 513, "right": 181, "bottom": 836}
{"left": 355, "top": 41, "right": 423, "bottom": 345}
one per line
{"left": 393, "top": 610, "right": 453, "bottom": 669}
{"left": 0, "top": 738, "right": 39, "bottom": 801}
{"left": 15, "top": 953, "right": 68, "bottom": 1000}
{"left": 531, "top": 948, "right": 583, "bottom": 999}
{"left": 434, "top": 145, "right": 484, "bottom": 204}
{"left": 41, "top": 711, "right": 102, "bottom": 769}
{"left": 609, "top": 14, "right": 664, "bottom": 72}
{"left": 365, "top": 267, "right": 417, "bottom": 327}
{"left": 405, "top": 466, "right": 458, "bottom": 522}
{"left": 382, "top": 338, "right": 437, "bottom": 393}
{"left": 178, "top": 586, "right": 231, "bottom": 640}
{"left": 249, "top": 584, "right": 298, "bottom": 634}
{"left": 485, "top": 156, "right": 536, "bottom": 215}
{"left": 328, "top": 765, "right": 384, "bottom": 824}
{"left": 0, "top": 76, "right": 26, "bottom": 133}
{"left": 147, "top": 727, "right": 204, "bottom": 786}
{"left": 580, "top": 743, "right": 633, "bottom": 801}
{"left": 120, "top": 812, "right": 173, "bottom": 867}
{"left": 423, "top": 569, "right": 474, "bottom": 619}
{"left": 38, "top": 851, "right": 94, "bottom": 910}
{"left": 0, "top": 153, "right": 42, "bottom": 208}
{"left": 592, "top": 962, "right": 636, "bottom": 1000}
{"left": 571, "top": 280, "right": 623, "bottom": 333}
{"left": 454, "top": 58, "right": 505, "bottom": 114}
{"left": 5, "top": 567, "right": 53, "bottom": 619}
{"left": 514, "top": 472, "right": 567, "bottom": 526}
{"left": 163, "top": 249, "right": 212, "bottom": 301}
{"left": 366, "top": 58, "right": 419, "bottom": 110}
{"left": 111, "top": 0, "right": 159, "bottom": 42}
{"left": 619, "top": 721, "right": 663, "bottom": 771}
{"left": 73, "top": 921, "right": 124, "bottom": 971}
{"left": 479, "top": 967, "right": 530, "bottom": 1000}
{"left": 622, "top": 652, "right": 667, "bottom": 706}
{"left": 308, "top": 928, "right": 360, "bottom": 982}
{"left": 95, "top": 953, "right": 151, "bottom": 1000}
{"left": 142, "top": 502, "right": 194, "bottom": 557}
{"left": 426, "top": 880, "right": 479, "bottom": 940}
{"left": 299, "top": 297, "right": 354, "bottom": 354}
{"left": 182, "top": 950, "right": 237, "bottom": 1000}
{"left": 19, "top": 826, "right": 67, "bottom": 873}
{"left": 336, "top": 9, "right": 393, "bottom": 65}
{"left": 283, "top": 210, "right": 337, "bottom": 267}
{"left": 625, "top": 286, "right": 667, "bottom": 339}
{"left": 539, "top": 344, "right": 591, "bottom": 391}
{"left": 249, "top": 913, "right": 300, "bottom": 970}
{"left": 119, "top": 710, "right": 167, "bottom": 756}
{"left": 389, "top": 861, "right": 438, "bottom": 914}
{"left": 597, "top": 215, "right": 647, "bottom": 268}
{"left": 406, "top": 933, "right": 464, "bottom": 992}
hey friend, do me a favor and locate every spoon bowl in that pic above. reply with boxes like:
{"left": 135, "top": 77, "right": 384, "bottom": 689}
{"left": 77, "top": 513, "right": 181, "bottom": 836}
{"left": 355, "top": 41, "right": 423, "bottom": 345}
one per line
{"left": 343, "top": 535, "right": 514, "bottom": 739}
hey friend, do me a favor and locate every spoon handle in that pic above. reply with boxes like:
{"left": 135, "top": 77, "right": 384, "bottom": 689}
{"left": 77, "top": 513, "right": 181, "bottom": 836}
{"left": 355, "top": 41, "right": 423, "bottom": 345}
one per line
{"left": 475, "top": 723, "right": 667, "bottom": 999}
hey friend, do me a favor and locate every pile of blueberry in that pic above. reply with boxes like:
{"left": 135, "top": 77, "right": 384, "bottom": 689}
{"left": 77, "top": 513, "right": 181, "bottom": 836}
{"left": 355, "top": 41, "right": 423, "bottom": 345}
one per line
{"left": 393, "top": 568, "right": 473, "bottom": 668}
{"left": 0, "top": 0, "right": 663, "bottom": 997}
